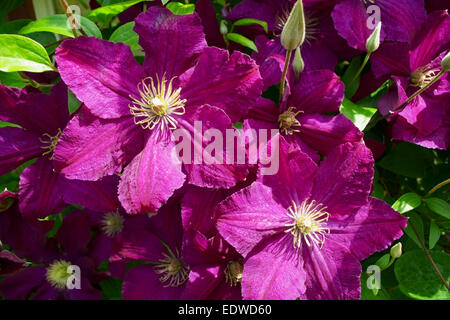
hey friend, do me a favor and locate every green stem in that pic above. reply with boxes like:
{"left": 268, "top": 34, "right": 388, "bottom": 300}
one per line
{"left": 425, "top": 178, "right": 450, "bottom": 198}
{"left": 380, "top": 257, "right": 396, "bottom": 272}
{"left": 348, "top": 52, "right": 371, "bottom": 88}
{"left": 392, "top": 70, "right": 445, "bottom": 112}
{"left": 409, "top": 221, "right": 450, "bottom": 291}
{"left": 279, "top": 49, "right": 292, "bottom": 104}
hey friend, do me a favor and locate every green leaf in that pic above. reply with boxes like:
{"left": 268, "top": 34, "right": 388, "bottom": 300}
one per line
{"left": 429, "top": 221, "right": 440, "bottom": 250}
{"left": 392, "top": 193, "right": 422, "bottom": 214}
{"left": 375, "top": 254, "right": 391, "bottom": 269}
{"left": 100, "top": 277, "right": 123, "bottom": 300}
{"left": 339, "top": 98, "right": 377, "bottom": 131}
{"left": 342, "top": 55, "right": 362, "bottom": 98}
{"left": 0, "top": 0, "right": 24, "bottom": 22}
{"left": 424, "top": 198, "right": 450, "bottom": 219}
{"left": 19, "top": 14, "right": 102, "bottom": 39}
{"left": 226, "top": 33, "right": 258, "bottom": 52}
{"left": 378, "top": 142, "right": 434, "bottom": 178}
{"left": 0, "top": 34, "right": 54, "bottom": 73}
{"left": 404, "top": 212, "right": 424, "bottom": 249}
{"left": 232, "top": 18, "right": 268, "bottom": 33}
{"left": 85, "top": 0, "right": 146, "bottom": 25}
{"left": 166, "top": 2, "right": 195, "bottom": 15}
{"left": 0, "top": 19, "right": 31, "bottom": 34}
{"left": 68, "top": 89, "right": 82, "bottom": 114}
{"left": 161, "top": 0, "right": 170, "bottom": 4}
{"left": 395, "top": 250, "right": 450, "bottom": 300}
{"left": 0, "top": 71, "right": 28, "bottom": 88}
{"left": 109, "top": 22, "right": 142, "bottom": 52}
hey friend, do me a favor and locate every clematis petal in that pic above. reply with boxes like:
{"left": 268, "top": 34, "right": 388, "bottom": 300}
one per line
{"left": 195, "top": 0, "right": 226, "bottom": 48}
{"left": 181, "top": 264, "right": 223, "bottom": 300}
{"left": 61, "top": 175, "right": 120, "bottom": 212}
{"left": 258, "top": 135, "right": 318, "bottom": 208}
{"left": 179, "top": 47, "right": 263, "bottom": 123}
{"left": 242, "top": 234, "right": 306, "bottom": 300}
{"left": 409, "top": 10, "right": 450, "bottom": 71}
{"left": 56, "top": 210, "right": 92, "bottom": 256}
{"left": 134, "top": 7, "right": 207, "bottom": 80}
{"left": 179, "top": 105, "right": 249, "bottom": 189}
{"left": 288, "top": 70, "right": 344, "bottom": 114}
{"left": 0, "top": 127, "right": 42, "bottom": 175}
{"left": 311, "top": 142, "right": 374, "bottom": 218}
{"left": 55, "top": 37, "right": 144, "bottom": 119}
{"left": 328, "top": 197, "right": 407, "bottom": 261}
{"left": 118, "top": 133, "right": 185, "bottom": 215}
{"left": 123, "top": 264, "right": 183, "bottom": 300}
{"left": 53, "top": 107, "right": 144, "bottom": 181}
{"left": 375, "top": 0, "right": 426, "bottom": 43}
{"left": 301, "top": 239, "right": 361, "bottom": 300}
{"left": 0, "top": 82, "right": 70, "bottom": 135}
{"left": 295, "top": 113, "right": 363, "bottom": 156}
{"left": 331, "top": 0, "right": 375, "bottom": 52}
{"left": 18, "top": 158, "right": 66, "bottom": 220}
{"left": 0, "top": 266, "right": 46, "bottom": 300}
{"left": 181, "top": 186, "right": 228, "bottom": 238}
{"left": 216, "top": 182, "right": 287, "bottom": 258}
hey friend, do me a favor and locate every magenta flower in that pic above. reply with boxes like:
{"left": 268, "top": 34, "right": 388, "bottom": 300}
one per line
{"left": 372, "top": 11, "right": 450, "bottom": 149}
{"left": 0, "top": 206, "right": 104, "bottom": 300}
{"left": 244, "top": 69, "right": 362, "bottom": 162}
{"left": 181, "top": 186, "right": 244, "bottom": 299}
{"left": 53, "top": 7, "right": 262, "bottom": 214}
{"left": 216, "top": 137, "right": 407, "bottom": 299}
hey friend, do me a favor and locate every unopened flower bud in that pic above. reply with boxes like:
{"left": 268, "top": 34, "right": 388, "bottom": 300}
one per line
{"left": 280, "top": 0, "right": 306, "bottom": 51}
{"left": 292, "top": 47, "right": 304, "bottom": 79}
{"left": 366, "top": 22, "right": 381, "bottom": 53}
{"left": 441, "top": 51, "right": 450, "bottom": 72}
{"left": 220, "top": 20, "right": 228, "bottom": 35}
{"left": 390, "top": 242, "right": 402, "bottom": 259}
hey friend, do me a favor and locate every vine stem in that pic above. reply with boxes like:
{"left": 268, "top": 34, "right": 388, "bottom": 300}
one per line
{"left": 348, "top": 52, "right": 371, "bottom": 88}
{"left": 425, "top": 178, "right": 450, "bottom": 198}
{"left": 392, "top": 70, "right": 445, "bottom": 112}
{"left": 409, "top": 221, "right": 450, "bottom": 291}
{"left": 60, "top": 0, "right": 87, "bottom": 37}
{"left": 279, "top": 49, "right": 292, "bottom": 104}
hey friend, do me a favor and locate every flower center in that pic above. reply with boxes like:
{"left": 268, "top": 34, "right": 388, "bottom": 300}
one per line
{"left": 40, "top": 128, "right": 62, "bottom": 159}
{"left": 46, "top": 260, "right": 72, "bottom": 289}
{"left": 153, "top": 245, "right": 189, "bottom": 288}
{"left": 129, "top": 74, "right": 186, "bottom": 131}
{"left": 224, "top": 261, "right": 243, "bottom": 287}
{"left": 278, "top": 107, "right": 303, "bottom": 135}
{"left": 101, "top": 211, "right": 124, "bottom": 237}
{"left": 410, "top": 67, "right": 441, "bottom": 89}
{"left": 284, "top": 199, "right": 330, "bottom": 249}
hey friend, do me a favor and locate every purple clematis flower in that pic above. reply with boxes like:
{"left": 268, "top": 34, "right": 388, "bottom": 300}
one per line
{"left": 0, "top": 205, "right": 104, "bottom": 299}
{"left": 244, "top": 67, "right": 363, "bottom": 162}
{"left": 181, "top": 186, "right": 244, "bottom": 299}
{"left": 216, "top": 137, "right": 407, "bottom": 300}
{"left": 0, "top": 83, "right": 122, "bottom": 219}
{"left": 53, "top": 7, "right": 263, "bottom": 215}
{"left": 372, "top": 11, "right": 450, "bottom": 149}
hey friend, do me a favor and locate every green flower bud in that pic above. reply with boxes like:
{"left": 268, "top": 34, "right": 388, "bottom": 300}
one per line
{"left": 280, "top": 0, "right": 306, "bottom": 51}
{"left": 220, "top": 20, "right": 228, "bottom": 35}
{"left": 390, "top": 242, "right": 402, "bottom": 259}
{"left": 366, "top": 22, "right": 381, "bottom": 53}
{"left": 441, "top": 51, "right": 450, "bottom": 72}
{"left": 292, "top": 47, "right": 304, "bottom": 79}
